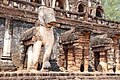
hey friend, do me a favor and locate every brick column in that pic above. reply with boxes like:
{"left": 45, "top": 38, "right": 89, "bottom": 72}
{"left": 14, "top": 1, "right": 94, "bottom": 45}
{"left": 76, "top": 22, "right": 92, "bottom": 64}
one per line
{"left": 84, "top": 45, "right": 89, "bottom": 72}
{"left": 67, "top": 44, "right": 75, "bottom": 71}
{"left": 58, "top": 45, "right": 67, "bottom": 71}
{"left": 67, "top": 43, "right": 83, "bottom": 72}
{"left": 83, "top": 32, "right": 90, "bottom": 72}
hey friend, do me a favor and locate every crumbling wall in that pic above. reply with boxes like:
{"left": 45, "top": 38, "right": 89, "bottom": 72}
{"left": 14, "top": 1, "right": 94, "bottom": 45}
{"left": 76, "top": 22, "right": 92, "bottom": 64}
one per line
{"left": 11, "top": 20, "right": 34, "bottom": 68}
{"left": 58, "top": 29, "right": 90, "bottom": 72}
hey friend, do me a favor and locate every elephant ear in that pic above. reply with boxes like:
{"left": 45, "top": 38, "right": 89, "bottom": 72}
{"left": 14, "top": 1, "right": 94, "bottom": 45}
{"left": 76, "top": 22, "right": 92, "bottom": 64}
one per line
{"left": 20, "top": 27, "right": 36, "bottom": 41}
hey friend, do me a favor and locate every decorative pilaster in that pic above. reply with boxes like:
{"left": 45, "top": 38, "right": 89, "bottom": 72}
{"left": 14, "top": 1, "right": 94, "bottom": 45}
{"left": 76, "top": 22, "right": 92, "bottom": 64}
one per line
{"left": 87, "top": 0, "right": 92, "bottom": 15}
{"left": 2, "top": 18, "right": 12, "bottom": 59}
{"left": 0, "top": 18, "right": 16, "bottom": 71}
{"left": 52, "top": 0, "right": 56, "bottom": 8}
{"left": 65, "top": 0, "right": 69, "bottom": 11}
{"left": 41, "top": 0, "right": 45, "bottom": 5}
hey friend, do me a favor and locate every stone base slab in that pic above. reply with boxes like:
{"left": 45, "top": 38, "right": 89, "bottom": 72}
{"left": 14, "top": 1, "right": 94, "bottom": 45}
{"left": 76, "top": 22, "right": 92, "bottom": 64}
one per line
{"left": 0, "top": 72, "right": 120, "bottom": 80}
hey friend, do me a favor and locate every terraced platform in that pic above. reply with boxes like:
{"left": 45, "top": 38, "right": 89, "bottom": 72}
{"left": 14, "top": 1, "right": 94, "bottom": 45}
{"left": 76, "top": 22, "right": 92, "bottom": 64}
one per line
{"left": 0, "top": 71, "right": 120, "bottom": 80}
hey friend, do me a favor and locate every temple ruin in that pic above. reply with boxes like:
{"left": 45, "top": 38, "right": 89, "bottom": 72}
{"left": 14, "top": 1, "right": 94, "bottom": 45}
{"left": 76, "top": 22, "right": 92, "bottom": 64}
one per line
{"left": 0, "top": 0, "right": 120, "bottom": 79}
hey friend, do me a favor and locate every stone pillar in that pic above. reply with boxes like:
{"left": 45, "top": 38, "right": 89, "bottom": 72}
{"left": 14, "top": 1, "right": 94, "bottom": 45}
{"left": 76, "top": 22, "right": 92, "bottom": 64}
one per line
{"left": 88, "top": 0, "right": 91, "bottom": 15}
{"left": 45, "top": 0, "right": 49, "bottom": 7}
{"left": 3, "top": 18, "right": 12, "bottom": 58}
{"left": 0, "top": 18, "right": 16, "bottom": 71}
{"left": 107, "top": 46, "right": 114, "bottom": 72}
{"left": 52, "top": 0, "right": 56, "bottom": 8}
{"left": 64, "top": 0, "right": 69, "bottom": 11}
{"left": 88, "top": 0, "right": 91, "bottom": 7}
{"left": 91, "top": 7, "right": 96, "bottom": 17}
{"left": 41, "top": 0, "right": 45, "bottom": 5}
{"left": 98, "top": 51, "right": 107, "bottom": 72}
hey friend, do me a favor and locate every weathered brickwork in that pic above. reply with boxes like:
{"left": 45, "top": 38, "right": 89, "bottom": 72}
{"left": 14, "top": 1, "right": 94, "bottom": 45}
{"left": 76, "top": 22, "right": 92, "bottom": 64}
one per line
{"left": 67, "top": 32, "right": 90, "bottom": 72}
{"left": 0, "top": 72, "right": 120, "bottom": 80}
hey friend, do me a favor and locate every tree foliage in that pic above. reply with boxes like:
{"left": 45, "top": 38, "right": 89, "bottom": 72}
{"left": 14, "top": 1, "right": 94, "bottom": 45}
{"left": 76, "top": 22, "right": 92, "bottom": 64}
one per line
{"left": 101, "top": 0, "right": 120, "bottom": 21}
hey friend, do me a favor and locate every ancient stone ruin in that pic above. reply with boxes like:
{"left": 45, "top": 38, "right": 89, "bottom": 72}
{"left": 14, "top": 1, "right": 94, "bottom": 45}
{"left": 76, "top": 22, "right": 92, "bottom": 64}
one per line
{"left": 0, "top": 0, "right": 120, "bottom": 79}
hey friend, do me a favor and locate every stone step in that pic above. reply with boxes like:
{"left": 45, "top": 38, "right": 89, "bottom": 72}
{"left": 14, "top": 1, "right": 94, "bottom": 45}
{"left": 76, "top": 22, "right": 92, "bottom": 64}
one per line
{"left": 0, "top": 72, "right": 120, "bottom": 80}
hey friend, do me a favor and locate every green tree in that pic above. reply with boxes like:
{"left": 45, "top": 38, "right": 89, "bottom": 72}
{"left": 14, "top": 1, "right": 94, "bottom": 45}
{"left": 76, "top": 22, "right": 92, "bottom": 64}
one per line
{"left": 101, "top": 0, "right": 120, "bottom": 21}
